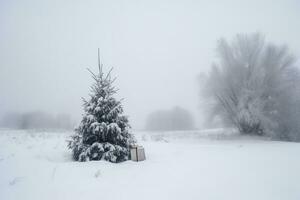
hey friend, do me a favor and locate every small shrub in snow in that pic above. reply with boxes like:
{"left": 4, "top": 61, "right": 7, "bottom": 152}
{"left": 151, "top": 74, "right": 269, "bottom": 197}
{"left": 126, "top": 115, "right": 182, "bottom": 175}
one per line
{"left": 68, "top": 50, "right": 135, "bottom": 162}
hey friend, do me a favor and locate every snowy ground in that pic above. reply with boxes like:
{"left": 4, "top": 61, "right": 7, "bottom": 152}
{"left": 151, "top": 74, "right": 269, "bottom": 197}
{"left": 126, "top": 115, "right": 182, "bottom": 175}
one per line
{"left": 0, "top": 129, "right": 300, "bottom": 200}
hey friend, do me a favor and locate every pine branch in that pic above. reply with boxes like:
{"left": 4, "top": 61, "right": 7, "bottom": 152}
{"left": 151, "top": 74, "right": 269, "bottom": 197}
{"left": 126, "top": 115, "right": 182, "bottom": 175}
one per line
{"left": 111, "top": 77, "right": 117, "bottom": 84}
{"left": 87, "top": 68, "right": 99, "bottom": 83}
{"left": 105, "top": 67, "right": 114, "bottom": 81}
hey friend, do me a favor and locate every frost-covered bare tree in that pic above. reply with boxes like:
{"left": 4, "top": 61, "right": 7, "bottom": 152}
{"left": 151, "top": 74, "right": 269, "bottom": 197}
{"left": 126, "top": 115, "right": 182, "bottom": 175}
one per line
{"left": 203, "top": 33, "right": 300, "bottom": 141}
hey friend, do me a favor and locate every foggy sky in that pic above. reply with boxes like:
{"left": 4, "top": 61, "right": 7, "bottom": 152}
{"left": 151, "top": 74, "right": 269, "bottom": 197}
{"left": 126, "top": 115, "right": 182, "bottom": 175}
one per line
{"left": 1, "top": 0, "right": 300, "bottom": 129}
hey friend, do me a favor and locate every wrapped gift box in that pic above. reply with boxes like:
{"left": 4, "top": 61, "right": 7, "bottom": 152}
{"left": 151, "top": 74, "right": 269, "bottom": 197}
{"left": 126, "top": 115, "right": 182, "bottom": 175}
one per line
{"left": 131, "top": 146, "right": 146, "bottom": 162}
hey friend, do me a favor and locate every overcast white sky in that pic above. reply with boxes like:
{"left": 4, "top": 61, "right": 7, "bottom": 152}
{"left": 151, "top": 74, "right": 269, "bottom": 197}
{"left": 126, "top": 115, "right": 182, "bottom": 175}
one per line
{"left": 1, "top": 0, "right": 300, "bottom": 129}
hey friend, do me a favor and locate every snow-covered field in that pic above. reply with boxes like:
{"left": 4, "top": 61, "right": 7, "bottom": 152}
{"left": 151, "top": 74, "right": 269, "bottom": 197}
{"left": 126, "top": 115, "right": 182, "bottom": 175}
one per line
{"left": 0, "top": 129, "right": 300, "bottom": 200}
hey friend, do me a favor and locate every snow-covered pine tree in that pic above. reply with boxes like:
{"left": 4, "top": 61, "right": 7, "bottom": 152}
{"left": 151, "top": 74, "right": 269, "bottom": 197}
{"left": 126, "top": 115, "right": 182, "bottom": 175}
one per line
{"left": 68, "top": 50, "right": 135, "bottom": 162}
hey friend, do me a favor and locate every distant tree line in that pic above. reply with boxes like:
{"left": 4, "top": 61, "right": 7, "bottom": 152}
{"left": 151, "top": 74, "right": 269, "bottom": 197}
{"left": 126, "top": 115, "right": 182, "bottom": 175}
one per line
{"left": 0, "top": 111, "right": 74, "bottom": 130}
{"left": 145, "top": 106, "right": 195, "bottom": 131}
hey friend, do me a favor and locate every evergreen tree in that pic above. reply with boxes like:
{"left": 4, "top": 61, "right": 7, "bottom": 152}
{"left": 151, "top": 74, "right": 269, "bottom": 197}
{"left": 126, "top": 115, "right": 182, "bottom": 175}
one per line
{"left": 68, "top": 50, "right": 135, "bottom": 162}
